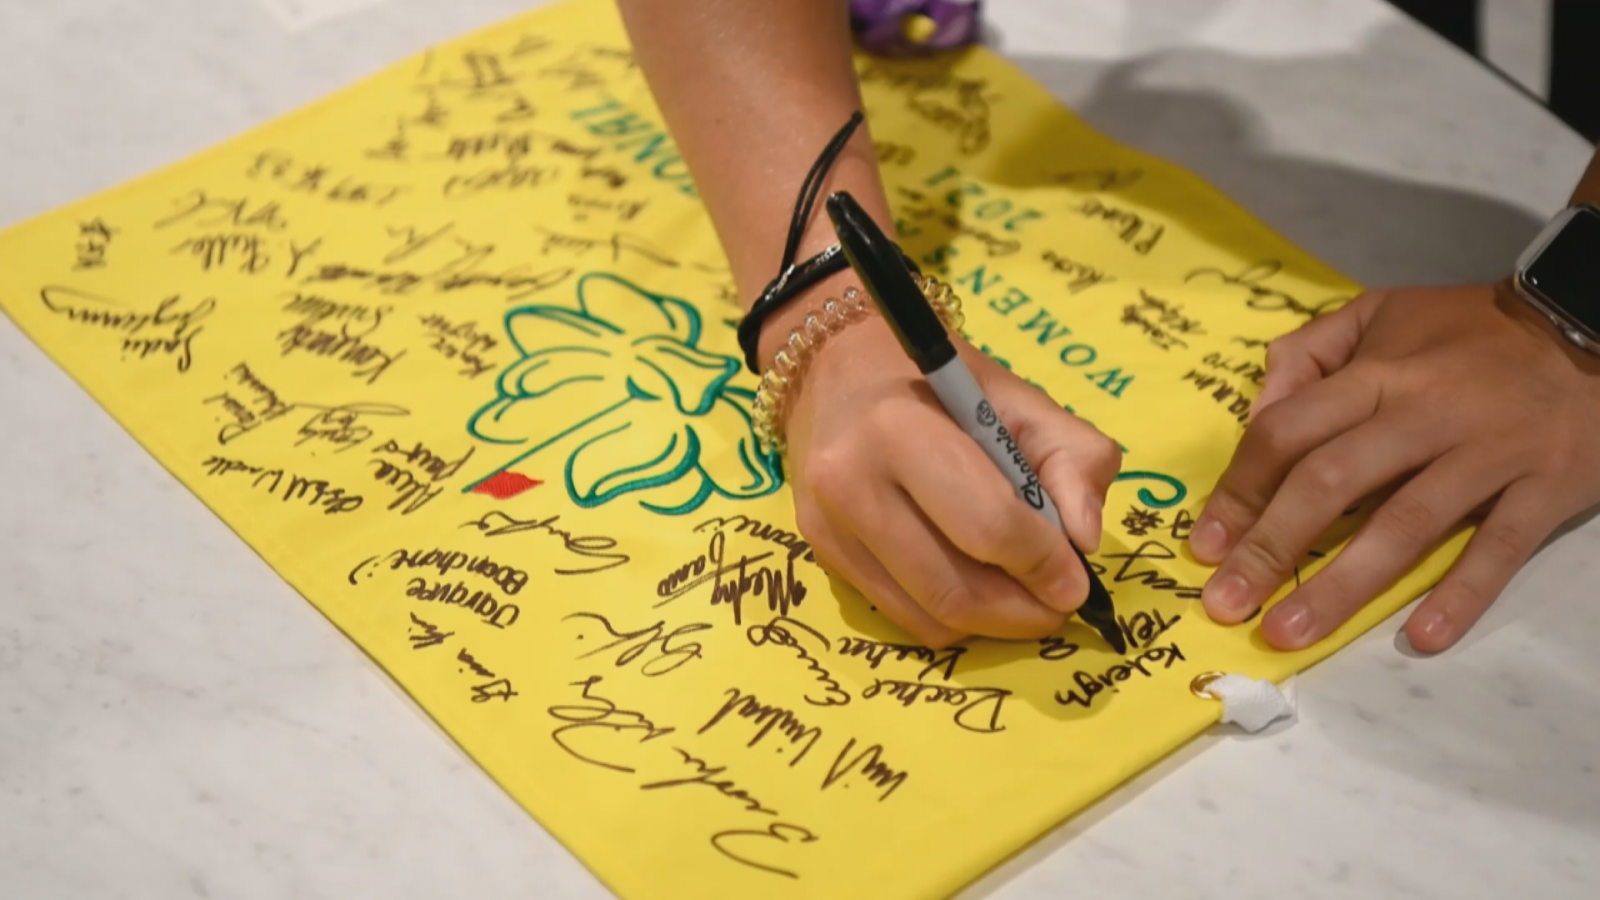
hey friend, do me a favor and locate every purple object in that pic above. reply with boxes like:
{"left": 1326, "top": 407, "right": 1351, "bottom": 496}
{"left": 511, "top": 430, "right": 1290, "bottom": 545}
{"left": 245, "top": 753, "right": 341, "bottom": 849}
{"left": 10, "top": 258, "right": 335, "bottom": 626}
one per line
{"left": 850, "top": 0, "right": 982, "bottom": 54}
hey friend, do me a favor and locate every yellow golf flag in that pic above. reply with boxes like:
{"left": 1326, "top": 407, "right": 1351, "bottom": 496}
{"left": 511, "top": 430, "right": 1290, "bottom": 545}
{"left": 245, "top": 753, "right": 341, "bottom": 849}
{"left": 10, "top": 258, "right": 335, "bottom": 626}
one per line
{"left": 0, "top": 1, "right": 1468, "bottom": 897}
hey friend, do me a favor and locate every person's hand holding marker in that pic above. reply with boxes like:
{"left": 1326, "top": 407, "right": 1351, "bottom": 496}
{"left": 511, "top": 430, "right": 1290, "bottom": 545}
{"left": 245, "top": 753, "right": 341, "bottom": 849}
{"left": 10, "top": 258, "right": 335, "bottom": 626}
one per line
{"left": 779, "top": 286, "right": 1122, "bottom": 648}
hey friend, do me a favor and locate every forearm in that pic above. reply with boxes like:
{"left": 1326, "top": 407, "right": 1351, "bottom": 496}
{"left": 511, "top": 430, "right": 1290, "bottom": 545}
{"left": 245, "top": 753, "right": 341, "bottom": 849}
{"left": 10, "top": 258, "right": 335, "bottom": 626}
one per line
{"left": 616, "top": 0, "right": 891, "bottom": 322}
{"left": 1568, "top": 144, "right": 1600, "bottom": 205}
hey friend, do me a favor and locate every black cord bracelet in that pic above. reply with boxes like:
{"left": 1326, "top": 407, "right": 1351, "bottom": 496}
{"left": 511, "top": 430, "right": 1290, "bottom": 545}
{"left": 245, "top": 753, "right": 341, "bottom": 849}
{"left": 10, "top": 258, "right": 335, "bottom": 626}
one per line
{"left": 735, "top": 111, "right": 918, "bottom": 375}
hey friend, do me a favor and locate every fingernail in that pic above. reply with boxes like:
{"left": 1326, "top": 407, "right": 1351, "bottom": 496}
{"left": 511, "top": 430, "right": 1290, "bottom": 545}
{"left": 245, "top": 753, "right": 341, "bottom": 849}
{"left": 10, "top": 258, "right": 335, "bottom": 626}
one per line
{"left": 1411, "top": 609, "right": 1452, "bottom": 647}
{"left": 1044, "top": 573, "right": 1087, "bottom": 613}
{"left": 1082, "top": 495, "right": 1103, "bottom": 548}
{"left": 1203, "top": 573, "right": 1250, "bottom": 619}
{"left": 1276, "top": 603, "right": 1314, "bottom": 645}
{"left": 1191, "top": 518, "right": 1228, "bottom": 562}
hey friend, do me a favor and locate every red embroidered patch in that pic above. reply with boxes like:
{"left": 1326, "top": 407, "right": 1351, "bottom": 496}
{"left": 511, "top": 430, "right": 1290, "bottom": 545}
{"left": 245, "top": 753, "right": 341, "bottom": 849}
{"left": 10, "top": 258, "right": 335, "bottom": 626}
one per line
{"left": 471, "top": 471, "right": 542, "bottom": 500}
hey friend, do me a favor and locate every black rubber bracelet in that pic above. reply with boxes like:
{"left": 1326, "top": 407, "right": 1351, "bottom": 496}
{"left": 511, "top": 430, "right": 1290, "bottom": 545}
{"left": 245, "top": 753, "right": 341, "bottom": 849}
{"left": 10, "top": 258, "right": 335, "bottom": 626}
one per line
{"left": 735, "top": 110, "right": 871, "bottom": 376}
{"left": 738, "top": 245, "right": 845, "bottom": 374}
{"left": 736, "top": 242, "right": 920, "bottom": 374}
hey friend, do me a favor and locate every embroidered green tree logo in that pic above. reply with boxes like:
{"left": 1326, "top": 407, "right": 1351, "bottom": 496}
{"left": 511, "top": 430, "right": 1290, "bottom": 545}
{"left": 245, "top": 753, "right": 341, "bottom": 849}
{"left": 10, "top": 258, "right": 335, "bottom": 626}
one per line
{"left": 465, "top": 272, "right": 782, "bottom": 514}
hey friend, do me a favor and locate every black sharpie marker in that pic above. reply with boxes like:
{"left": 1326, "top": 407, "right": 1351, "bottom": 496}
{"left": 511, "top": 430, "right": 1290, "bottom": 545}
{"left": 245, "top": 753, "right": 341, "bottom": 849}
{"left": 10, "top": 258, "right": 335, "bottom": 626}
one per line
{"left": 826, "top": 190, "right": 1127, "bottom": 655}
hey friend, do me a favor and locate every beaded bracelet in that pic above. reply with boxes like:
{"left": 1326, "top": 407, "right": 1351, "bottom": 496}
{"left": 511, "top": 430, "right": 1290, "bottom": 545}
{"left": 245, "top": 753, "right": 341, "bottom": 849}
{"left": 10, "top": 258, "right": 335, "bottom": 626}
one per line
{"left": 752, "top": 273, "right": 966, "bottom": 458}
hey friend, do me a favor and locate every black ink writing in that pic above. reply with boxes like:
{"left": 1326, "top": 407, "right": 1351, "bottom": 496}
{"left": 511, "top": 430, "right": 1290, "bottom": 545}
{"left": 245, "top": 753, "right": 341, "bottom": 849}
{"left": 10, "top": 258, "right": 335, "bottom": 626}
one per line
{"left": 860, "top": 678, "right": 1011, "bottom": 734}
{"left": 710, "top": 823, "right": 817, "bottom": 881}
{"left": 276, "top": 321, "right": 405, "bottom": 386}
{"left": 700, "top": 688, "right": 822, "bottom": 766}
{"left": 1037, "top": 636, "right": 1080, "bottom": 661}
{"left": 656, "top": 531, "right": 806, "bottom": 625}
{"left": 1120, "top": 608, "right": 1183, "bottom": 651}
{"left": 247, "top": 151, "right": 407, "bottom": 207}
{"left": 407, "top": 612, "right": 453, "bottom": 649}
{"left": 1054, "top": 168, "right": 1144, "bottom": 191}
{"left": 745, "top": 617, "right": 850, "bottom": 706}
{"left": 472, "top": 679, "right": 518, "bottom": 702}
{"left": 860, "top": 64, "right": 992, "bottom": 155}
{"left": 40, "top": 286, "right": 211, "bottom": 374}
{"left": 457, "top": 647, "right": 495, "bottom": 678}
{"left": 821, "top": 738, "right": 908, "bottom": 801}
{"left": 403, "top": 577, "right": 520, "bottom": 629}
{"left": 463, "top": 510, "right": 630, "bottom": 575}
{"left": 1040, "top": 249, "right": 1116, "bottom": 294}
{"left": 547, "top": 675, "right": 674, "bottom": 774}
{"left": 1053, "top": 642, "right": 1187, "bottom": 708}
{"left": 418, "top": 312, "right": 497, "bottom": 378}
{"left": 1075, "top": 196, "right": 1164, "bottom": 254}
{"left": 693, "top": 514, "right": 814, "bottom": 563}
{"left": 293, "top": 402, "right": 410, "bottom": 453}
{"left": 1185, "top": 261, "right": 1345, "bottom": 321}
{"left": 283, "top": 293, "right": 390, "bottom": 331}
{"left": 443, "top": 129, "right": 535, "bottom": 162}
{"left": 1181, "top": 369, "right": 1254, "bottom": 423}
{"left": 835, "top": 636, "right": 965, "bottom": 682}
{"left": 567, "top": 193, "right": 647, "bottom": 222}
{"left": 378, "top": 546, "right": 528, "bottom": 595}
{"left": 1200, "top": 350, "right": 1266, "bottom": 385}
{"left": 204, "top": 362, "right": 295, "bottom": 444}
{"left": 367, "top": 439, "right": 474, "bottom": 515}
{"left": 1122, "top": 289, "right": 1204, "bottom": 351}
{"left": 1101, "top": 541, "right": 1205, "bottom": 599}
{"left": 639, "top": 748, "right": 777, "bottom": 815}
{"left": 533, "top": 227, "right": 678, "bottom": 269}
{"left": 1122, "top": 506, "right": 1164, "bottom": 537}
{"left": 200, "top": 454, "right": 363, "bottom": 514}
{"left": 154, "top": 191, "right": 288, "bottom": 231}
{"left": 74, "top": 218, "right": 117, "bottom": 269}
{"left": 895, "top": 187, "right": 1020, "bottom": 257}
{"left": 172, "top": 233, "right": 271, "bottom": 274}
{"left": 443, "top": 160, "right": 561, "bottom": 197}
{"left": 564, "top": 612, "right": 709, "bottom": 677}
{"left": 1170, "top": 508, "right": 1196, "bottom": 542}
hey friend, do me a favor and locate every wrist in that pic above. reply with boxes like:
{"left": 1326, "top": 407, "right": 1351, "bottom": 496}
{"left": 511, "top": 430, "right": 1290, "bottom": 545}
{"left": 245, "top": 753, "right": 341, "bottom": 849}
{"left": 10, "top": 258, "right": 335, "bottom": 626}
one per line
{"left": 752, "top": 203, "right": 901, "bottom": 369}
{"left": 752, "top": 272, "right": 967, "bottom": 458}
{"left": 756, "top": 270, "right": 883, "bottom": 368}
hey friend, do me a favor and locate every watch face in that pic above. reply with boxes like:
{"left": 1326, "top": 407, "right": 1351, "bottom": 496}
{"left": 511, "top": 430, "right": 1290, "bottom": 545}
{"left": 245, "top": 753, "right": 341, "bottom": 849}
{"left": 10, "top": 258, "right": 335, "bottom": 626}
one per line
{"left": 1524, "top": 207, "right": 1600, "bottom": 334}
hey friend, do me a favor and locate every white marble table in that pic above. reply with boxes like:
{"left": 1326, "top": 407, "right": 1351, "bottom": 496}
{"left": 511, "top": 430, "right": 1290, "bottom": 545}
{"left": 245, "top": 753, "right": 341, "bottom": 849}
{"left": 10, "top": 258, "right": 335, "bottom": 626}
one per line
{"left": 1, "top": 1, "right": 1595, "bottom": 898}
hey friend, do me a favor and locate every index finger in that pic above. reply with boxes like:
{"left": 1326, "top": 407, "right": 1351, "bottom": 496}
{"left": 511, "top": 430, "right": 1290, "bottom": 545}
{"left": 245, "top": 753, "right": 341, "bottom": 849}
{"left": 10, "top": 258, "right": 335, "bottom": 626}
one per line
{"left": 1192, "top": 368, "right": 1381, "bottom": 565}
{"left": 893, "top": 420, "right": 1089, "bottom": 615}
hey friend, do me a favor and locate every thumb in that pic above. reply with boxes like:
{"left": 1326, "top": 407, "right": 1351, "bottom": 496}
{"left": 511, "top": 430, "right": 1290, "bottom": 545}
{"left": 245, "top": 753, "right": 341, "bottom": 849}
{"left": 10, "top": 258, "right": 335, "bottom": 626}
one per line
{"left": 1252, "top": 290, "right": 1385, "bottom": 418}
{"left": 991, "top": 377, "right": 1122, "bottom": 553}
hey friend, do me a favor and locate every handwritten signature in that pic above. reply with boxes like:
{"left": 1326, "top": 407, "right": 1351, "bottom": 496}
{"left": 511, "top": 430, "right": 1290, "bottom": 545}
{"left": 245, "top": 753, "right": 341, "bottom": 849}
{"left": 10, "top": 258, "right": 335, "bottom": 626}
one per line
{"left": 462, "top": 510, "right": 630, "bottom": 575}
{"left": 1054, "top": 642, "right": 1187, "bottom": 709}
{"left": 547, "top": 675, "right": 675, "bottom": 774}
{"left": 860, "top": 678, "right": 1011, "bottom": 734}
{"left": 564, "top": 611, "right": 708, "bottom": 676}
{"left": 745, "top": 617, "right": 850, "bottom": 707}
{"left": 835, "top": 636, "right": 965, "bottom": 682}
{"left": 640, "top": 747, "right": 777, "bottom": 815}
{"left": 699, "top": 687, "right": 823, "bottom": 767}
{"left": 40, "top": 286, "right": 212, "bottom": 374}
{"left": 657, "top": 530, "right": 806, "bottom": 625}
{"left": 1185, "top": 260, "right": 1345, "bottom": 320}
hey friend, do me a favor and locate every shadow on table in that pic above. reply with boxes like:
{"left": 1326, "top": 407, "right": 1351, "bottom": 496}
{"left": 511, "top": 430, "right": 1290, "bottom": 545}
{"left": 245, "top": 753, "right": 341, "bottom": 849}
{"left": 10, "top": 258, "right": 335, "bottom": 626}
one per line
{"left": 1004, "top": 36, "right": 1550, "bottom": 289}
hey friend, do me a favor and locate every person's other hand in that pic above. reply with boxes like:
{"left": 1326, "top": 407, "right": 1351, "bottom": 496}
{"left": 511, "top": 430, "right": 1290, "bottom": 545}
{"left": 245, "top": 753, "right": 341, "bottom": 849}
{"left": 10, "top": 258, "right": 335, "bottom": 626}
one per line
{"left": 781, "top": 300, "right": 1122, "bottom": 648}
{"left": 1192, "top": 282, "right": 1600, "bottom": 652}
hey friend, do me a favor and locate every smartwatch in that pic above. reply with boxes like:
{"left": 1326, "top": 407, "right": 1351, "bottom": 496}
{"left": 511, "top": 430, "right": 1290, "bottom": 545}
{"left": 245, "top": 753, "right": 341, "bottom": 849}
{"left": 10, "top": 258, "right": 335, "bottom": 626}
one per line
{"left": 1514, "top": 203, "right": 1600, "bottom": 355}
